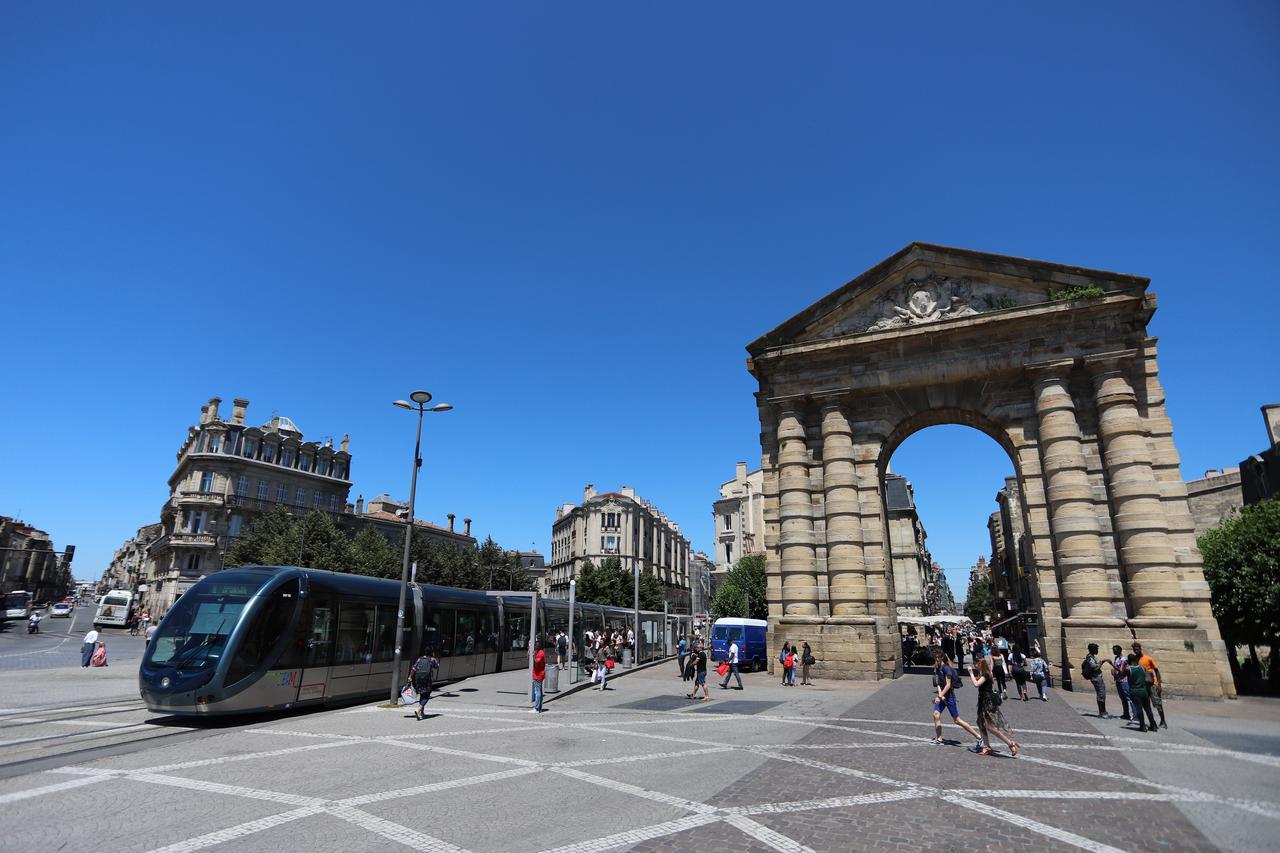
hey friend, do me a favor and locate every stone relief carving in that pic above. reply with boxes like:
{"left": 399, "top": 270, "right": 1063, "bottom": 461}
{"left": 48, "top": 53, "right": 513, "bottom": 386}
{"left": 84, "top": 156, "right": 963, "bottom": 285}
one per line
{"left": 828, "top": 274, "right": 1021, "bottom": 336}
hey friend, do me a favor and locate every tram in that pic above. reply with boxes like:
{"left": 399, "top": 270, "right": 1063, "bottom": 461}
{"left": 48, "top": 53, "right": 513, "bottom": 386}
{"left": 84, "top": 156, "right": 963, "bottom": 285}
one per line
{"left": 139, "top": 566, "right": 665, "bottom": 716}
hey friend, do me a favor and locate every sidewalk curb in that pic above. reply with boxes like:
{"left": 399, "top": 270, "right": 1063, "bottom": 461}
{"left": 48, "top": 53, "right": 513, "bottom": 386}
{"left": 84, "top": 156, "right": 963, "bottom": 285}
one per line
{"left": 546, "top": 655, "right": 674, "bottom": 703}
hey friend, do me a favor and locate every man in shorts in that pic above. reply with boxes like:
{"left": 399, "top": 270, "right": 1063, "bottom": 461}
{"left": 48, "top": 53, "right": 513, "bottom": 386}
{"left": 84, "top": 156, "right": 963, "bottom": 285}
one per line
{"left": 1132, "top": 642, "right": 1168, "bottom": 729}
{"left": 930, "top": 649, "right": 982, "bottom": 749}
{"left": 687, "top": 642, "right": 710, "bottom": 701}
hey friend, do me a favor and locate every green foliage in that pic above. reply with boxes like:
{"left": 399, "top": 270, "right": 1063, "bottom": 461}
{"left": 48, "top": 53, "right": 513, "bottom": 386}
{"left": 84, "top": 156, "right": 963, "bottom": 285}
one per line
{"left": 1049, "top": 285, "right": 1106, "bottom": 302}
{"left": 963, "top": 572, "right": 996, "bottom": 621}
{"left": 982, "top": 294, "right": 1019, "bottom": 311}
{"left": 711, "top": 554, "right": 767, "bottom": 620}
{"left": 638, "top": 567, "right": 665, "bottom": 611}
{"left": 1198, "top": 498, "right": 1280, "bottom": 648}
{"left": 573, "top": 557, "right": 664, "bottom": 609}
{"left": 349, "top": 525, "right": 401, "bottom": 579}
{"left": 224, "top": 507, "right": 297, "bottom": 568}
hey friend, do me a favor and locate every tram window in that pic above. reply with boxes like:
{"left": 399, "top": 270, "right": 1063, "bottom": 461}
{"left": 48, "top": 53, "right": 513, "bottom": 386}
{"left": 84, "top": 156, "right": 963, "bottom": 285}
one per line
{"left": 426, "top": 608, "right": 455, "bottom": 657}
{"left": 505, "top": 610, "right": 529, "bottom": 652}
{"left": 456, "top": 612, "right": 478, "bottom": 655}
{"left": 477, "top": 610, "right": 497, "bottom": 653}
{"left": 335, "top": 602, "right": 374, "bottom": 665}
{"left": 373, "top": 605, "right": 397, "bottom": 663}
{"left": 226, "top": 580, "right": 299, "bottom": 685}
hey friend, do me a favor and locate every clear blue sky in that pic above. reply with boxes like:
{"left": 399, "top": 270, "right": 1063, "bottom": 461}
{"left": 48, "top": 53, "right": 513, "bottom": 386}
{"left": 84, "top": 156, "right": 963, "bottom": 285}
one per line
{"left": 2, "top": 5, "right": 1276, "bottom": 596}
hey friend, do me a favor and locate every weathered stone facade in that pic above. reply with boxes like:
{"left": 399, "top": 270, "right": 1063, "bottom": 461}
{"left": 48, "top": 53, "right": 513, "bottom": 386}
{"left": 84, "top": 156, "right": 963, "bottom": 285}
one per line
{"left": 746, "top": 243, "right": 1233, "bottom": 698}
{"left": 1185, "top": 468, "right": 1243, "bottom": 537}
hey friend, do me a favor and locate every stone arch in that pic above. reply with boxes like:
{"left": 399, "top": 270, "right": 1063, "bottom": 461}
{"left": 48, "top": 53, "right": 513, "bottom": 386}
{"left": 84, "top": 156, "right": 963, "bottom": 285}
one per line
{"left": 746, "top": 243, "right": 1233, "bottom": 698}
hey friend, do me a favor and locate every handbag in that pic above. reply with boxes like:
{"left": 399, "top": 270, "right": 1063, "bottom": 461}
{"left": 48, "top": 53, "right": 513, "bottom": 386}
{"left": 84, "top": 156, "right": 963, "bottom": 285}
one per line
{"left": 716, "top": 661, "right": 730, "bottom": 677}
{"left": 803, "top": 654, "right": 815, "bottom": 666}
{"left": 399, "top": 686, "right": 416, "bottom": 705}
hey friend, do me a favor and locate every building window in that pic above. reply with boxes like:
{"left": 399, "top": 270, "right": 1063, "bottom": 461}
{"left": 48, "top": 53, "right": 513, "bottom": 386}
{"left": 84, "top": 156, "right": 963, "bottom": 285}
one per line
{"left": 723, "top": 513, "right": 733, "bottom": 531}
{"left": 300, "top": 453, "right": 312, "bottom": 472}
{"left": 257, "top": 480, "right": 269, "bottom": 500}
{"left": 207, "top": 433, "right": 221, "bottom": 453}
{"left": 313, "top": 490, "right": 321, "bottom": 508}
{"left": 229, "top": 515, "right": 243, "bottom": 537}
{"left": 276, "top": 483, "right": 287, "bottom": 503}
{"left": 185, "top": 510, "right": 207, "bottom": 534}
{"left": 183, "top": 554, "right": 201, "bottom": 575}
{"left": 236, "top": 476, "right": 249, "bottom": 497}
{"left": 199, "top": 472, "right": 214, "bottom": 493}
{"left": 334, "top": 463, "right": 346, "bottom": 479}
{"left": 262, "top": 443, "right": 276, "bottom": 463}
{"left": 281, "top": 448, "right": 295, "bottom": 468}
{"left": 294, "top": 488, "right": 306, "bottom": 507}
{"left": 724, "top": 543, "right": 733, "bottom": 564}
{"left": 328, "top": 494, "right": 338, "bottom": 512}
{"left": 243, "top": 438, "right": 258, "bottom": 459}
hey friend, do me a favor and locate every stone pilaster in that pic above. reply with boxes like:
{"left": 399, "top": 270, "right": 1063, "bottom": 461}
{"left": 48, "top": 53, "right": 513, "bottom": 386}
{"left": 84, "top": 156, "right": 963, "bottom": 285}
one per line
{"left": 821, "top": 404, "right": 868, "bottom": 615}
{"left": 1029, "top": 361, "right": 1117, "bottom": 623}
{"left": 777, "top": 409, "right": 818, "bottom": 616}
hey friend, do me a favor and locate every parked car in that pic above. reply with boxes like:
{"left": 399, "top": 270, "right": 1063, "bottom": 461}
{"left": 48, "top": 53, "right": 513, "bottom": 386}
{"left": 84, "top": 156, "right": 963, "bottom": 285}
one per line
{"left": 50, "top": 603, "right": 73, "bottom": 618}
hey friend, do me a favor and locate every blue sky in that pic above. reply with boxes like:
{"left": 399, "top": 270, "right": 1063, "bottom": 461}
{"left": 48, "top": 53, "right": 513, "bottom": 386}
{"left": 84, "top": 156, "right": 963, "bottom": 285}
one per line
{"left": 2, "top": 5, "right": 1277, "bottom": 600}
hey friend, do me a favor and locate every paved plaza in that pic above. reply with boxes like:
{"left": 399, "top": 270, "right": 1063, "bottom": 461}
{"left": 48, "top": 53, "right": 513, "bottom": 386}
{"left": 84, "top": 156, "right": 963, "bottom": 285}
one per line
{"left": 1, "top": 653, "right": 1278, "bottom": 852}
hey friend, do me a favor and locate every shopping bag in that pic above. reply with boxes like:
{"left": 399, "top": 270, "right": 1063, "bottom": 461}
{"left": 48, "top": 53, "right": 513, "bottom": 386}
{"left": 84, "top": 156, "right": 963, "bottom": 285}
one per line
{"left": 717, "top": 662, "right": 730, "bottom": 678}
{"left": 399, "top": 686, "right": 416, "bottom": 705}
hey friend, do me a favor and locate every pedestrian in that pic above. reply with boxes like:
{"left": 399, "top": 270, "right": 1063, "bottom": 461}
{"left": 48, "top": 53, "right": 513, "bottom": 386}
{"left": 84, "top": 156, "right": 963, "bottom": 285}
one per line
{"left": 129, "top": 613, "right": 139, "bottom": 637}
{"left": 967, "top": 658, "right": 1021, "bottom": 757}
{"left": 929, "top": 649, "right": 982, "bottom": 750}
{"left": 1127, "top": 652, "right": 1158, "bottom": 732}
{"left": 991, "top": 648, "right": 1009, "bottom": 700}
{"left": 1009, "top": 645, "right": 1030, "bottom": 700}
{"left": 1132, "top": 642, "right": 1168, "bottom": 729}
{"left": 530, "top": 641, "right": 546, "bottom": 713}
{"left": 785, "top": 645, "right": 797, "bottom": 686}
{"left": 1081, "top": 643, "right": 1112, "bottom": 719}
{"left": 719, "top": 637, "right": 743, "bottom": 690}
{"left": 1111, "top": 644, "right": 1133, "bottom": 721}
{"left": 627, "top": 627, "right": 635, "bottom": 651}
{"left": 801, "top": 642, "right": 814, "bottom": 685}
{"left": 1029, "top": 652, "right": 1049, "bottom": 700}
{"left": 687, "top": 642, "right": 710, "bottom": 701}
{"left": 555, "top": 630, "right": 568, "bottom": 671}
{"left": 80, "top": 628, "right": 99, "bottom": 667}
{"left": 144, "top": 621, "right": 158, "bottom": 643}
{"left": 779, "top": 642, "right": 791, "bottom": 685}
{"left": 90, "top": 640, "right": 108, "bottom": 667}
{"left": 941, "top": 626, "right": 957, "bottom": 668}
{"left": 677, "top": 635, "right": 688, "bottom": 679}
{"left": 408, "top": 648, "right": 439, "bottom": 721}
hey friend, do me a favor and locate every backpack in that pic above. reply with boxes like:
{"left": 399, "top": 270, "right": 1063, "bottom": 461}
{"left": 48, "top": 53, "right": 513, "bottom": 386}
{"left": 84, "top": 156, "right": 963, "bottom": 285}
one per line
{"left": 1081, "top": 655, "right": 1099, "bottom": 680}
{"left": 556, "top": 635, "right": 568, "bottom": 654}
{"left": 785, "top": 652, "right": 796, "bottom": 668}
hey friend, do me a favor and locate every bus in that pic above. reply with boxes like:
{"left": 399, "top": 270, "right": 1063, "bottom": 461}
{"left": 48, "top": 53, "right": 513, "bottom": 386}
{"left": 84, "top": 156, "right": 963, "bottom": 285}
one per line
{"left": 94, "top": 590, "right": 134, "bottom": 628}
{"left": 2, "top": 590, "right": 32, "bottom": 622}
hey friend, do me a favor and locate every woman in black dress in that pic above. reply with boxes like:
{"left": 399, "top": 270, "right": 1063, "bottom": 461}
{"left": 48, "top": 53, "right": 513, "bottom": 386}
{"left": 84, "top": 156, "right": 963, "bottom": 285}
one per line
{"left": 967, "top": 657, "right": 1020, "bottom": 757}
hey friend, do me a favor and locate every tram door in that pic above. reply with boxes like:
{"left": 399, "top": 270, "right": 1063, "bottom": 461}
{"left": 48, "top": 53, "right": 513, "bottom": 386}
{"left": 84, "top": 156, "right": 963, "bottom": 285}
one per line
{"left": 329, "top": 601, "right": 375, "bottom": 696}
{"left": 297, "top": 593, "right": 335, "bottom": 704}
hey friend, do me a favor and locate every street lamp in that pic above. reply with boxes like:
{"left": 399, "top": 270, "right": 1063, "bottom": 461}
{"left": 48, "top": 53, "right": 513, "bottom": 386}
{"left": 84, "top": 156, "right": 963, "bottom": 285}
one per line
{"left": 388, "top": 391, "right": 453, "bottom": 703}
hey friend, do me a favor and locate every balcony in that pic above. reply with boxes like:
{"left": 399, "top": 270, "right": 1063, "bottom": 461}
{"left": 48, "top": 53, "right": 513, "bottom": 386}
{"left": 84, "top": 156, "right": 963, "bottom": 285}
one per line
{"left": 151, "top": 532, "right": 218, "bottom": 551}
{"left": 174, "top": 491, "right": 225, "bottom": 507}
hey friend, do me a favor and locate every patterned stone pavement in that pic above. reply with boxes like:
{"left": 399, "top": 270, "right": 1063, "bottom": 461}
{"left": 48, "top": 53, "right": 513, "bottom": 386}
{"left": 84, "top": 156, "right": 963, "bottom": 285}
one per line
{"left": 1, "top": 663, "right": 1277, "bottom": 852}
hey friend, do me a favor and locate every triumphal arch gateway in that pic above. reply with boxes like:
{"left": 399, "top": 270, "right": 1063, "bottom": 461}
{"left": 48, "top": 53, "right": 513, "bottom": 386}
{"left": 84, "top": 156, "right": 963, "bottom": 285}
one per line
{"left": 747, "top": 243, "right": 1233, "bottom": 699}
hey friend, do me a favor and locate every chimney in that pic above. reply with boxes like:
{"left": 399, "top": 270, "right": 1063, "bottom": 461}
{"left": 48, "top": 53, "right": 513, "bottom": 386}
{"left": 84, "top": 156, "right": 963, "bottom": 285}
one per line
{"left": 231, "top": 398, "right": 249, "bottom": 425}
{"left": 207, "top": 397, "right": 222, "bottom": 422}
{"left": 620, "top": 486, "right": 635, "bottom": 499}
{"left": 340, "top": 433, "right": 350, "bottom": 453}
{"left": 464, "top": 517, "right": 472, "bottom": 536}
{"left": 355, "top": 495, "right": 364, "bottom": 514}
{"left": 447, "top": 513, "right": 456, "bottom": 532}
{"left": 199, "top": 404, "right": 209, "bottom": 425}
{"left": 583, "top": 483, "right": 596, "bottom": 502}
{"left": 1264, "top": 404, "right": 1280, "bottom": 448}
{"left": 736, "top": 461, "right": 747, "bottom": 481}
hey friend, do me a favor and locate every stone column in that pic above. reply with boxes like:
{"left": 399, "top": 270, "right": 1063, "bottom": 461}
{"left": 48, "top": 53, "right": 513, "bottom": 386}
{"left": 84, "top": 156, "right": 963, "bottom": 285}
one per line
{"left": 1087, "top": 353, "right": 1183, "bottom": 619}
{"left": 821, "top": 403, "right": 867, "bottom": 615}
{"left": 776, "top": 409, "right": 819, "bottom": 616}
{"left": 1030, "top": 361, "right": 1114, "bottom": 620}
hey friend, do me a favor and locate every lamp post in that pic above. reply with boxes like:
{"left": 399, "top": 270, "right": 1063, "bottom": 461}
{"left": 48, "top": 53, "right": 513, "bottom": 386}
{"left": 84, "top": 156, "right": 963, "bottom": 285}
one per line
{"left": 388, "top": 391, "right": 453, "bottom": 703}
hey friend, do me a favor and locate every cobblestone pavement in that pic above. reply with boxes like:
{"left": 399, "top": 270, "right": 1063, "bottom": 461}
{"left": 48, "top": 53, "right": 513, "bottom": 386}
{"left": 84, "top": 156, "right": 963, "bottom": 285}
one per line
{"left": 1, "top": 663, "right": 1277, "bottom": 852}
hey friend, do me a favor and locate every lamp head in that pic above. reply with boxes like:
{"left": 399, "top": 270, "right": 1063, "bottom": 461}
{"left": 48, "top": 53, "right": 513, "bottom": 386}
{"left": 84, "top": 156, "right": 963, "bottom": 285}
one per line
{"left": 393, "top": 400, "right": 413, "bottom": 410}
{"left": 429, "top": 403, "right": 454, "bottom": 413}
{"left": 409, "top": 390, "right": 433, "bottom": 405}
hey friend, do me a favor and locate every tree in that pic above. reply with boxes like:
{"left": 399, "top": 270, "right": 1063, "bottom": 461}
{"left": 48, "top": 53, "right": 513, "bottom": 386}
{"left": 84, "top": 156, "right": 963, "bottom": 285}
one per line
{"left": 963, "top": 572, "right": 995, "bottom": 621}
{"left": 1199, "top": 498, "right": 1280, "bottom": 690}
{"left": 638, "top": 567, "right": 665, "bottom": 611}
{"left": 711, "top": 555, "right": 767, "bottom": 620}
{"left": 224, "top": 507, "right": 297, "bottom": 568}
{"left": 349, "top": 526, "right": 401, "bottom": 579}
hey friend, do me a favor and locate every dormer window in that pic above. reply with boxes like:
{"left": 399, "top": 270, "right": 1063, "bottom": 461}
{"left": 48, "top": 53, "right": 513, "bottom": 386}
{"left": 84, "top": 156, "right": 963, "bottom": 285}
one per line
{"left": 262, "top": 443, "right": 276, "bottom": 463}
{"left": 300, "top": 453, "right": 312, "bottom": 473}
{"left": 243, "top": 438, "right": 258, "bottom": 459}
{"left": 206, "top": 433, "right": 221, "bottom": 453}
{"left": 280, "top": 448, "right": 295, "bottom": 468}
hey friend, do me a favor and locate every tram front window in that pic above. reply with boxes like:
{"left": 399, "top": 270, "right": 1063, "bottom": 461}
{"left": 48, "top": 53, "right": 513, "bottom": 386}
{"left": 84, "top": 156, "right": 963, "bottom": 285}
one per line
{"left": 145, "top": 573, "right": 271, "bottom": 670}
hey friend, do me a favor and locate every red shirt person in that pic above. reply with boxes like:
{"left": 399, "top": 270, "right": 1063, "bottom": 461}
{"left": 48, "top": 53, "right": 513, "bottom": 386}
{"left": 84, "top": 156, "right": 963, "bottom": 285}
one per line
{"left": 531, "top": 645, "right": 547, "bottom": 713}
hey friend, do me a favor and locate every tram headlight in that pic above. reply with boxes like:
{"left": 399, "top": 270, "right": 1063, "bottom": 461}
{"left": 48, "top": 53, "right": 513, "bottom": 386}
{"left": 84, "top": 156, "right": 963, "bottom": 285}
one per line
{"left": 160, "top": 676, "right": 171, "bottom": 688}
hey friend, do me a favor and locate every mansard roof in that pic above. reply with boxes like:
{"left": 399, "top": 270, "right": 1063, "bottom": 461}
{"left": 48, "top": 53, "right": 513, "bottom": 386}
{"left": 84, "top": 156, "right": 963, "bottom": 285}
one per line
{"left": 746, "top": 242, "right": 1149, "bottom": 356}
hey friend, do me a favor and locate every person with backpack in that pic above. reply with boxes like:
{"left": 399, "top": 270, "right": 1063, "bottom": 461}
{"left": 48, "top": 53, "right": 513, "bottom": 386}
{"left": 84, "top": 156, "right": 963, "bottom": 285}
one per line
{"left": 1029, "top": 652, "right": 1049, "bottom": 701}
{"left": 686, "top": 641, "right": 710, "bottom": 701}
{"left": 408, "top": 648, "right": 439, "bottom": 721}
{"left": 784, "top": 645, "right": 797, "bottom": 686}
{"left": 930, "top": 649, "right": 982, "bottom": 749}
{"left": 801, "top": 642, "right": 814, "bottom": 686}
{"left": 555, "top": 631, "right": 569, "bottom": 671}
{"left": 1009, "top": 644, "right": 1030, "bottom": 701}
{"left": 991, "top": 649, "right": 1009, "bottom": 700}
{"left": 1081, "top": 643, "right": 1112, "bottom": 719}
{"left": 1127, "top": 652, "right": 1158, "bottom": 732}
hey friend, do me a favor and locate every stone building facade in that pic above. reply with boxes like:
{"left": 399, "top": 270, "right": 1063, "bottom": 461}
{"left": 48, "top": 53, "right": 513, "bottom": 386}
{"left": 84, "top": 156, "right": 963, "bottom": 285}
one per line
{"left": 0, "top": 517, "right": 74, "bottom": 603}
{"left": 353, "top": 494, "right": 477, "bottom": 552}
{"left": 987, "top": 476, "right": 1037, "bottom": 624}
{"left": 1184, "top": 468, "right": 1243, "bottom": 538}
{"left": 547, "top": 484, "right": 691, "bottom": 610}
{"left": 713, "top": 463, "right": 765, "bottom": 572}
{"left": 142, "top": 396, "right": 354, "bottom": 616}
{"left": 690, "top": 551, "right": 714, "bottom": 617}
{"left": 98, "top": 523, "right": 163, "bottom": 594}
{"left": 883, "top": 473, "right": 932, "bottom": 616}
{"left": 746, "top": 243, "right": 1233, "bottom": 698}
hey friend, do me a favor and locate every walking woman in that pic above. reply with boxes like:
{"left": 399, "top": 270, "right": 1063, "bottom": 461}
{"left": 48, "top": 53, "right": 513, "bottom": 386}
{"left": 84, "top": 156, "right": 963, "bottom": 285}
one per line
{"left": 1009, "top": 645, "right": 1030, "bottom": 701}
{"left": 90, "top": 640, "right": 108, "bottom": 667}
{"left": 967, "top": 657, "right": 1020, "bottom": 757}
{"left": 801, "top": 642, "right": 814, "bottom": 685}
{"left": 992, "top": 648, "right": 1009, "bottom": 700}
{"left": 1028, "top": 652, "right": 1049, "bottom": 700}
